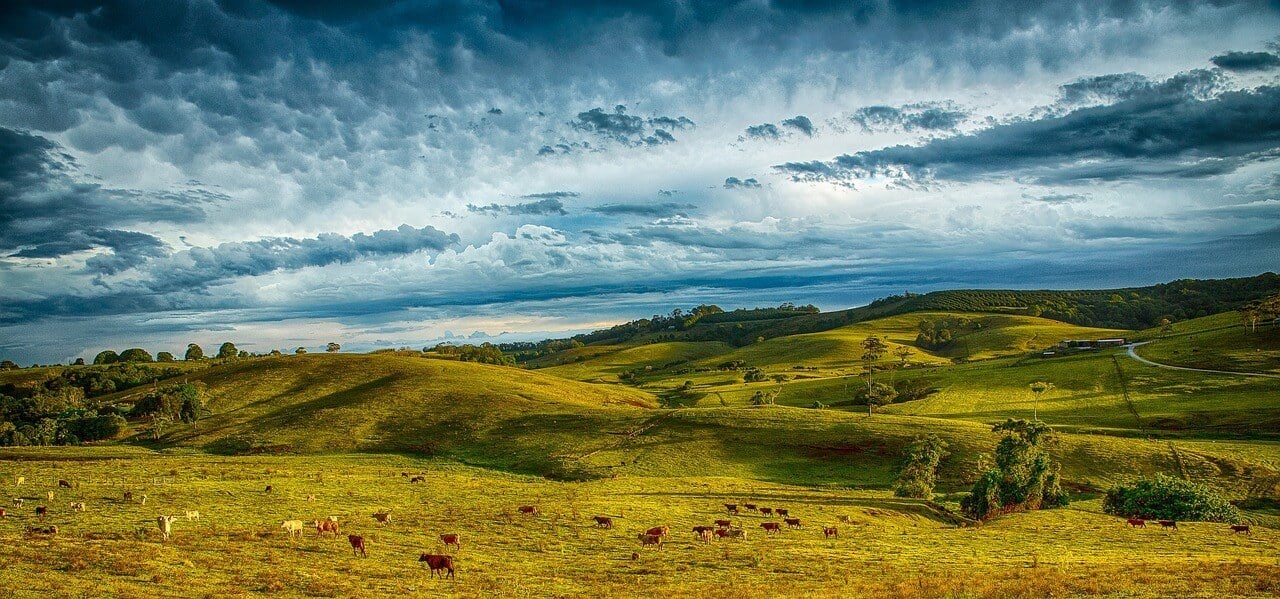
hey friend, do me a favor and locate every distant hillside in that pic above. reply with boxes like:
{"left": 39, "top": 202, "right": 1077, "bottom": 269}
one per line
{"left": 509, "top": 273, "right": 1280, "bottom": 355}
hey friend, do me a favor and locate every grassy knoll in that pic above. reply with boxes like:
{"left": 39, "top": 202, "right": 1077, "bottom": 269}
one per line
{"left": 1, "top": 450, "right": 1277, "bottom": 599}
{"left": 1132, "top": 312, "right": 1280, "bottom": 374}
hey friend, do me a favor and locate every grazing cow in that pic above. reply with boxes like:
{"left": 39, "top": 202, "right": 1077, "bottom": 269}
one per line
{"left": 784, "top": 518, "right": 801, "bottom": 529}
{"left": 714, "top": 528, "right": 730, "bottom": 540}
{"left": 0, "top": 507, "right": 6, "bottom": 519}
{"left": 727, "top": 528, "right": 746, "bottom": 540}
{"left": 157, "top": 515, "right": 176, "bottom": 540}
{"left": 1230, "top": 524, "right": 1251, "bottom": 535}
{"left": 743, "top": 503, "right": 757, "bottom": 512}
{"left": 58, "top": 480, "right": 72, "bottom": 489}
{"left": 13, "top": 498, "right": 23, "bottom": 508}
{"left": 761, "top": 522, "right": 781, "bottom": 535}
{"left": 645, "top": 525, "right": 670, "bottom": 537}
{"left": 410, "top": 476, "right": 426, "bottom": 483}
{"left": 401, "top": 472, "right": 408, "bottom": 477}
{"left": 1127, "top": 518, "right": 1146, "bottom": 528}
{"left": 280, "top": 520, "right": 305, "bottom": 538}
{"left": 316, "top": 519, "right": 340, "bottom": 538}
{"left": 714, "top": 519, "right": 732, "bottom": 529}
{"left": 264, "top": 485, "right": 273, "bottom": 493}
{"left": 693, "top": 525, "right": 715, "bottom": 535}
{"left": 1158, "top": 520, "right": 1178, "bottom": 530}
{"left": 518, "top": 505, "right": 539, "bottom": 516}
{"left": 776, "top": 509, "right": 790, "bottom": 518}
{"left": 760, "top": 507, "right": 773, "bottom": 516}
{"left": 123, "top": 491, "right": 133, "bottom": 502}
{"left": 373, "top": 511, "right": 392, "bottom": 526}
{"left": 637, "top": 533, "right": 663, "bottom": 548}
{"left": 839, "top": 515, "right": 854, "bottom": 524}
{"left": 823, "top": 526, "right": 838, "bottom": 539}
{"left": 185, "top": 510, "right": 200, "bottom": 521}
{"left": 348, "top": 534, "right": 367, "bottom": 557}
{"left": 26, "top": 525, "right": 57, "bottom": 535}
{"left": 696, "top": 528, "right": 713, "bottom": 542}
{"left": 419, "top": 553, "right": 455, "bottom": 578}
{"left": 71, "top": 502, "right": 85, "bottom": 512}
{"left": 35, "top": 506, "right": 47, "bottom": 519}
{"left": 440, "top": 533, "right": 461, "bottom": 550}
{"left": 593, "top": 516, "right": 614, "bottom": 529}
{"left": 724, "top": 503, "right": 739, "bottom": 514}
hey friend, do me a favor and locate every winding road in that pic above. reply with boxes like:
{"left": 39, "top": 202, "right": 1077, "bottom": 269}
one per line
{"left": 1124, "top": 342, "right": 1280, "bottom": 380}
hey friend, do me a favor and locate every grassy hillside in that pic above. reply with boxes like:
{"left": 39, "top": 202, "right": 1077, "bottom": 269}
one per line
{"left": 3, "top": 451, "right": 1277, "bottom": 598}
{"left": 1131, "top": 312, "right": 1280, "bottom": 374}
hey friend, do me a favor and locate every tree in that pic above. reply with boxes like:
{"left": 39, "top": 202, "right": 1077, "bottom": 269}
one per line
{"left": 895, "top": 435, "right": 949, "bottom": 498}
{"left": 856, "top": 382, "right": 898, "bottom": 416}
{"left": 326, "top": 342, "right": 341, "bottom": 353}
{"left": 1028, "top": 381, "right": 1054, "bottom": 422}
{"left": 1159, "top": 318, "right": 1174, "bottom": 336}
{"left": 217, "top": 342, "right": 238, "bottom": 359}
{"left": 961, "top": 419, "right": 1068, "bottom": 521}
{"left": 93, "top": 350, "right": 120, "bottom": 365}
{"left": 894, "top": 345, "right": 913, "bottom": 366}
{"left": 0, "top": 360, "right": 18, "bottom": 371}
{"left": 860, "top": 336, "right": 888, "bottom": 412}
{"left": 1103, "top": 475, "right": 1240, "bottom": 523}
{"left": 73, "top": 358, "right": 85, "bottom": 366}
{"left": 119, "top": 348, "right": 153, "bottom": 363}
{"left": 156, "top": 352, "right": 175, "bottom": 363}
{"left": 185, "top": 343, "right": 205, "bottom": 361}
{"left": 295, "top": 347, "right": 307, "bottom": 355}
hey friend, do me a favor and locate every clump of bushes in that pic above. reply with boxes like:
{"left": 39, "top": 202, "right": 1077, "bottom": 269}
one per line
{"left": 961, "top": 419, "right": 1068, "bottom": 521}
{"left": 1102, "top": 474, "right": 1240, "bottom": 523}
{"left": 895, "top": 435, "right": 949, "bottom": 498}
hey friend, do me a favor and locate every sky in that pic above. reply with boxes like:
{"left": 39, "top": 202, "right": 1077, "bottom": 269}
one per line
{"left": 2, "top": 1, "right": 1280, "bottom": 364}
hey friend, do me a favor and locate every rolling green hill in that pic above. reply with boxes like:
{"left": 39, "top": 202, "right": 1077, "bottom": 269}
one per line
{"left": 1131, "top": 312, "right": 1280, "bottom": 374}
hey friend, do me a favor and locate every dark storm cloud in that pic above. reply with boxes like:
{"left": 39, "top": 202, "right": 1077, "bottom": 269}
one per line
{"left": 849, "top": 103, "right": 967, "bottom": 132}
{"left": 521, "top": 191, "right": 580, "bottom": 200}
{"left": 589, "top": 203, "right": 697, "bottom": 217}
{"left": 1211, "top": 50, "right": 1280, "bottom": 72}
{"left": 0, "top": 127, "right": 211, "bottom": 266}
{"left": 140, "top": 224, "right": 458, "bottom": 293}
{"left": 467, "top": 199, "right": 569, "bottom": 216}
{"left": 570, "top": 106, "right": 694, "bottom": 146}
{"left": 745, "top": 123, "right": 781, "bottom": 140}
{"left": 781, "top": 115, "right": 815, "bottom": 136}
{"left": 1056, "top": 73, "right": 1154, "bottom": 106}
{"left": 1027, "top": 192, "right": 1089, "bottom": 204}
{"left": 723, "top": 177, "right": 762, "bottom": 189}
{"left": 779, "top": 72, "right": 1280, "bottom": 185}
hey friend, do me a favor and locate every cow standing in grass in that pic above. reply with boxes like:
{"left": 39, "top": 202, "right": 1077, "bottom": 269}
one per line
{"left": 1230, "top": 525, "right": 1251, "bottom": 535}
{"left": 157, "top": 515, "right": 176, "bottom": 540}
{"left": 348, "top": 535, "right": 367, "bottom": 557}
{"left": 316, "top": 519, "right": 340, "bottom": 538}
{"left": 1127, "top": 518, "right": 1146, "bottom": 528}
{"left": 593, "top": 516, "right": 613, "bottom": 529}
{"left": 440, "top": 533, "right": 461, "bottom": 550}
{"left": 518, "top": 505, "right": 538, "bottom": 516}
{"left": 823, "top": 526, "right": 838, "bottom": 539}
{"left": 373, "top": 511, "right": 392, "bottom": 526}
{"left": 420, "top": 553, "right": 455, "bottom": 578}
{"left": 637, "top": 533, "right": 663, "bottom": 548}
{"left": 281, "top": 520, "right": 305, "bottom": 538}
{"left": 761, "top": 522, "right": 781, "bottom": 535}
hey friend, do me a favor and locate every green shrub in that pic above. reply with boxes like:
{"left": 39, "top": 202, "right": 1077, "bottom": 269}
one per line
{"left": 1102, "top": 474, "right": 1240, "bottom": 523}
{"left": 895, "top": 435, "right": 949, "bottom": 498}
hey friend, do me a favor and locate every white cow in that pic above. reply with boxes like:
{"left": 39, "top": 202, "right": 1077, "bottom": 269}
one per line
{"left": 185, "top": 510, "right": 200, "bottom": 521}
{"left": 280, "top": 519, "right": 305, "bottom": 538}
{"left": 157, "top": 515, "right": 176, "bottom": 540}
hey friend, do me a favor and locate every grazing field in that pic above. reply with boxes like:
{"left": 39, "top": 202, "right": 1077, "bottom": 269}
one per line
{"left": 1133, "top": 312, "right": 1280, "bottom": 375}
{"left": 1, "top": 450, "right": 1277, "bottom": 599}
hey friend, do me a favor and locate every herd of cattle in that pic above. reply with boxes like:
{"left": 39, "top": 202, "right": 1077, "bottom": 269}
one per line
{"left": 1, "top": 473, "right": 1265, "bottom": 582}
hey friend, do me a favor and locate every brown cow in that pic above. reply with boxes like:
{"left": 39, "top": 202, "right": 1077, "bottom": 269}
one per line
{"left": 761, "top": 522, "right": 781, "bottom": 535}
{"left": 637, "top": 533, "right": 663, "bottom": 548}
{"left": 35, "top": 506, "right": 47, "bottom": 519}
{"left": 743, "top": 503, "right": 757, "bottom": 512}
{"left": 760, "top": 507, "right": 773, "bottom": 516}
{"left": 265, "top": 485, "right": 273, "bottom": 493}
{"left": 1230, "top": 525, "right": 1251, "bottom": 535}
{"left": 1126, "top": 518, "right": 1146, "bottom": 528}
{"left": 410, "top": 476, "right": 426, "bottom": 483}
{"left": 0, "top": 507, "right": 5, "bottom": 519}
{"left": 518, "top": 505, "right": 539, "bottom": 516}
{"left": 593, "top": 516, "right": 613, "bottom": 529}
{"left": 420, "top": 553, "right": 455, "bottom": 579}
{"left": 373, "top": 511, "right": 392, "bottom": 526}
{"left": 316, "top": 519, "right": 340, "bottom": 538}
{"left": 713, "top": 528, "right": 730, "bottom": 539}
{"left": 645, "top": 525, "right": 669, "bottom": 537}
{"left": 1158, "top": 520, "right": 1178, "bottom": 530}
{"left": 823, "top": 526, "right": 838, "bottom": 538}
{"left": 714, "top": 519, "right": 732, "bottom": 528}
{"left": 776, "top": 508, "right": 790, "bottom": 517}
{"left": 784, "top": 518, "right": 801, "bottom": 529}
{"left": 123, "top": 491, "right": 133, "bottom": 502}
{"left": 724, "top": 503, "right": 738, "bottom": 514}
{"left": 696, "top": 528, "right": 713, "bottom": 542}
{"left": 348, "top": 534, "right": 367, "bottom": 557}
{"left": 58, "top": 480, "right": 72, "bottom": 489}
{"left": 440, "top": 533, "right": 461, "bottom": 550}
{"left": 692, "top": 525, "right": 715, "bottom": 537}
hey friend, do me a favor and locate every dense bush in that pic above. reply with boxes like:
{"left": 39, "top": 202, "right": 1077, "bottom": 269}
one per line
{"left": 961, "top": 419, "right": 1068, "bottom": 521}
{"left": 131, "top": 383, "right": 205, "bottom": 423}
{"left": 430, "top": 343, "right": 515, "bottom": 366}
{"left": 895, "top": 435, "right": 949, "bottom": 498}
{"left": 1102, "top": 475, "right": 1240, "bottom": 523}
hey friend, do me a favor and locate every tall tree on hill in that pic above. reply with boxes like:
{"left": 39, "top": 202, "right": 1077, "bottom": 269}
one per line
{"left": 861, "top": 336, "right": 888, "bottom": 415}
{"left": 1028, "top": 381, "right": 1054, "bottom": 422}
{"left": 217, "top": 342, "right": 238, "bottom": 359}
{"left": 185, "top": 343, "right": 204, "bottom": 361}
{"left": 326, "top": 342, "right": 341, "bottom": 353}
